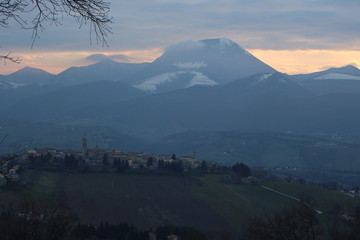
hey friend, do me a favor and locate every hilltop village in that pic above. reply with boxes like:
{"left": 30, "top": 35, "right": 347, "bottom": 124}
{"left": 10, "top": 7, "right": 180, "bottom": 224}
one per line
{"left": 1, "top": 137, "right": 224, "bottom": 186}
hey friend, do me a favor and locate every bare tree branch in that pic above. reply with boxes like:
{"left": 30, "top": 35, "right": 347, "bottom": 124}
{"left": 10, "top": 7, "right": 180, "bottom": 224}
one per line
{"left": 0, "top": 0, "right": 112, "bottom": 62}
{"left": 0, "top": 50, "right": 21, "bottom": 64}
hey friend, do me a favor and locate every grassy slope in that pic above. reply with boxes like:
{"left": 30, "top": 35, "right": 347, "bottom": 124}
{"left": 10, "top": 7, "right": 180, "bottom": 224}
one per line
{"left": 60, "top": 173, "right": 236, "bottom": 235}
{"left": 189, "top": 175, "right": 360, "bottom": 230}
{"left": 262, "top": 181, "right": 360, "bottom": 213}
{"left": 1, "top": 170, "right": 359, "bottom": 234}
{"left": 0, "top": 169, "right": 60, "bottom": 207}
{"left": 188, "top": 175, "right": 296, "bottom": 230}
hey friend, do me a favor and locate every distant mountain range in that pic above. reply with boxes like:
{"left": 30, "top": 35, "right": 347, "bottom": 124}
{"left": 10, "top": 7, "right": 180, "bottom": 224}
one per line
{"left": 289, "top": 65, "right": 360, "bottom": 95}
{"left": 1, "top": 38, "right": 360, "bottom": 171}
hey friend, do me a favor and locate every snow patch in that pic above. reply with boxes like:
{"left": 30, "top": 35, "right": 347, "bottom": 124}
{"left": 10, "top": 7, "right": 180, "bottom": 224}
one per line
{"left": 186, "top": 72, "right": 218, "bottom": 88}
{"left": 134, "top": 71, "right": 217, "bottom": 92}
{"left": 174, "top": 61, "right": 207, "bottom": 69}
{"left": 10, "top": 82, "right": 27, "bottom": 88}
{"left": 315, "top": 73, "right": 360, "bottom": 80}
{"left": 0, "top": 81, "right": 25, "bottom": 89}
{"left": 134, "top": 72, "right": 185, "bottom": 92}
{"left": 251, "top": 73, "right": 273, "bottom": 86}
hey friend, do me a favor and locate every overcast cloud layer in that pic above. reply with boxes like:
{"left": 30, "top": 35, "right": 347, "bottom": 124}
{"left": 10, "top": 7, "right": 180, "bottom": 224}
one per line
{"left": 1, "top": 0, "right": 359, "bottom": 52}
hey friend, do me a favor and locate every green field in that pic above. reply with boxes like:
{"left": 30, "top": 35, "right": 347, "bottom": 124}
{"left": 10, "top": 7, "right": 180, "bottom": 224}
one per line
{"left": 0, "top": 169, "right": 60, "bottom": 206}
{"left": 1, "top": 170, "right": 359, "bottom": 235}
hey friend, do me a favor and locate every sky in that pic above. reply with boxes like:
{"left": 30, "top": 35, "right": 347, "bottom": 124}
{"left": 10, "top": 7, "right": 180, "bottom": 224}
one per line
{"left": 0, "top": 0, "right": 359, "bottom": 75}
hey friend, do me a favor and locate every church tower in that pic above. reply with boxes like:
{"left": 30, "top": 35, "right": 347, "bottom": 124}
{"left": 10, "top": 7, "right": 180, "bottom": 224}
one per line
{"left": 82, "top": 136, "right": 88, "bottom": 156}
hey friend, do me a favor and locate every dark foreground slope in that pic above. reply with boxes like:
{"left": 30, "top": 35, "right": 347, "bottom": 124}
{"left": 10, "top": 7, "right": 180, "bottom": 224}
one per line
{"left": 60, "top": 173, "right": 236, "bottom": 235}
{"left": 2, "top": 170, "right": 360, "bottom": 235}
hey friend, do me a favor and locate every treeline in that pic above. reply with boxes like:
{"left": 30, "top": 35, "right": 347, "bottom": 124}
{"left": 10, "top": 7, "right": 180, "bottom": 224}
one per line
{"left": 73, "top": 222, "right": 207, "bottom": 240}
{"left": 2, "top": 199, "right": 360, "bottom": 239}
{"left": 0, "top": 200, "right": 207, "bottom": 240}
{"left": 245, "top": 203, "right": 360, "bottom": 240}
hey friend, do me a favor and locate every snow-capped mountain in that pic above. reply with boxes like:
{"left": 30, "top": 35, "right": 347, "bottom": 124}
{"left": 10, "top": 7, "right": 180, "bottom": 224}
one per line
{"left": 290, "top": 65, "right": 360, "bottom": 95}
{"left": 133, "top": 38, "right": 276, "bottom": 92}
{"left": 225, "top": 72, "right": 312, "bottom": 98}
{"left": 291, "top": 65, "right": 360, "bottom": 81}
{"left": 1, "top": 38, "right": 275, "bottom": 93}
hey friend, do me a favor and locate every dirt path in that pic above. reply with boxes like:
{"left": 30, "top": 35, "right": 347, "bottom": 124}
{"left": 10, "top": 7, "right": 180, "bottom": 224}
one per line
{"left": 261, "top": 185, "right": 323, "bottom": 214}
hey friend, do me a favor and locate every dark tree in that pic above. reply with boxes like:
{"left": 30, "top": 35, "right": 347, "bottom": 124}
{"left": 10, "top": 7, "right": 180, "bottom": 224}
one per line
{"left": 113, "top": 159, "right": 130, "bottom": 173}
{"left": 245, "top": 204, "right": 320, "bottom": 240}
{"left": 102, "top": 152, "right": 108, "bottom": 166}
{"left": 199, "top": 160, "right": 208, "bottom": 171}
{"left": 158, "top": 159, "right": 165, "bottom": 169}
{"left": 232, "top": 162, "right": 251, "bottom": 177}
{"left": 147, "top": 157, "right": 154, "bottom": 168}
{"left": 64, "top": 154, "right": 78, "bottom": 169}
{"left": 326, "top": 204, "right": 360, "bottom": 240}
{"left": 0, "top": 199, "right": 74, "bottom": 240}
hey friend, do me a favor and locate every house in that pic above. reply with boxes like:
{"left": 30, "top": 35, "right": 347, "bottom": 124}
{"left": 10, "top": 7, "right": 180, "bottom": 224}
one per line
{"left": 241, "top": 176, "right": 258, "bottom": 185}
{"left": 8, "top": 168, "right": 19, "bottom": 181}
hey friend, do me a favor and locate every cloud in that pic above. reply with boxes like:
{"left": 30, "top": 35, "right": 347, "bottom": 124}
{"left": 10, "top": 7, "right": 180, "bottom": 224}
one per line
{"left": 248, "top": 49, "right": 360, "bottom": 74}
{"left": 165, "top": 40, "right": 205, "bottom": 52}
{"left": 174, "top": 61, "right": 207, "bottom": 69}
{"left": 86, "top": 54, "right": 130, "bottom": 62}
{"left": 2, "top": 0, "right": 360, "bottom": 67}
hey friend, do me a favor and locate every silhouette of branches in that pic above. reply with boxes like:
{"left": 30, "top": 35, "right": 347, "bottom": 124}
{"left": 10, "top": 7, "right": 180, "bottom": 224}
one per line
{"left": 0, "top": 0, "right": 112, "bottom": 62}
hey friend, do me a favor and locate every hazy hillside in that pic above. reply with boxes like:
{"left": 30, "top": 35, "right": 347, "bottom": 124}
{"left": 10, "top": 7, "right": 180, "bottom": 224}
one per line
{"left": 1, "top": 81, "right": 148, "bottom": 121}
{"left": 0, "top": 66, "right": 55, "bottom": 86}
{"left": 55, "top": 60, "right": 150, "bottom": 86}
{"left": 41, "top": 73, "right": 360, "bottom": 136}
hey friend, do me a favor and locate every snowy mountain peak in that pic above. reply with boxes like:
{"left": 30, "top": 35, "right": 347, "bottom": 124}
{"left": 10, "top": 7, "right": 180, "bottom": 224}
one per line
{"left": 164, "top": 38, "right": 250, "bottom": 56}
{"left": 139, "top": 38, "right": 268, "bottom": 92}
{"left": 200, "top": 38, "right": 250, "bottom": 55}
{"left": 201, "top": 38, "right": 237, "bottom": 47}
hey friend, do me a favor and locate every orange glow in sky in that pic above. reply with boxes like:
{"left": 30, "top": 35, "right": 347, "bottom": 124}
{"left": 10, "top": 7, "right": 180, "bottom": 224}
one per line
{"left": 248, "top": 49, "right": 360, "bottom": 74}
{"left": 1, "top": 49, "right": 359, "bottom": 75}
